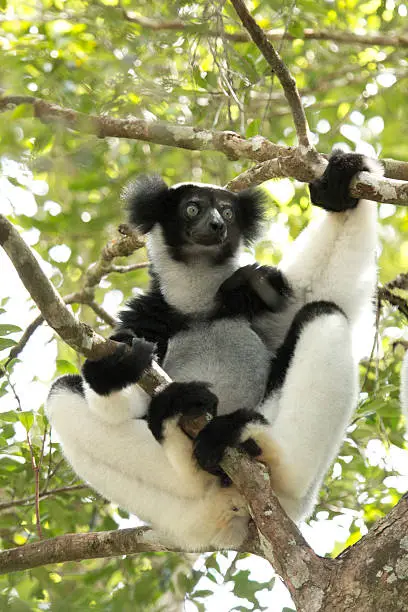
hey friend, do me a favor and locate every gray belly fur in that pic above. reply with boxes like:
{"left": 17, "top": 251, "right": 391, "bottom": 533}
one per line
{"left": 163, "top": 319, "right": 270, "bottom": 415}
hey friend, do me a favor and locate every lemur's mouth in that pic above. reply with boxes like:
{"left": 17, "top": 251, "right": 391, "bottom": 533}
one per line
{"left": 185, "top": 228, "right": 227, "bottom": 247}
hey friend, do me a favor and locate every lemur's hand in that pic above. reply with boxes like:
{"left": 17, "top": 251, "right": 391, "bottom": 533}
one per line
{"left": 217, "top": 264, "right": 291, "bottom": 317}
{"left": 82, "top": 328, "right": 155, "bottom": 395}
{"left": 148, "top": 381, "right": 218, "bottom": 442}
{"left": 309, "top": 151, "right": 383, "bottom": 212}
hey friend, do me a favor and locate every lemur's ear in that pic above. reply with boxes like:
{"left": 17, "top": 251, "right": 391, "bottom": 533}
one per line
{"left": 123, "top": 175, "right": 169, "bottom": 233}
{"left": 235, "top": 188, "right": 267, "bottom": 244}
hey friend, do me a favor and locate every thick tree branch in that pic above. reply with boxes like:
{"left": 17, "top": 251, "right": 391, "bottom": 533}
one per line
{"left": 227, "top": 156, "right": 408, "bottom": 206}
{"left": 0, "top": 215, "right": 106, "bottom": 359}
{"left": 0, "top": 527, "right": 173, "bottom": 574}
{"left": 0, "top": 95, "right": 289, "bottom": 162}
{"left": 229, "top": 0, "right": 312, "bottom": 149}
{"left": 121, "top": 11, "right": 408, "bottom": 49}
{"left": 322, "top": 493, "right": 408, "bottom": 610}
{"left": 1, "top": 95, "right": 408, "bottom": 204}
{"left": 223, "top": 450, "right": 333, "bottom": 607}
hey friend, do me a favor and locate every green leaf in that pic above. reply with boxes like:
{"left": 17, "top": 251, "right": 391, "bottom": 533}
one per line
{"left": 0, "top": 324, "right": 21, "bottom": 336}
{"left": 18, "top": 412, "right": 34, "bottom": 432}
{"left": 246, "top": 118, "right": 261, "bottom": 138}
{"left": 193, "top": 590, "right": 214, "bottom": 599}
{"left": 0, "top": 410, "right": 18, "bottom": 423}
{"left": 288, "top": 21, "right": 305, "bottom": 38}
{"left": 0, "top": 338, "right": 17, "bottom": 350}
{"left": 56, "top": 359, "right": 78, "bottom": 375}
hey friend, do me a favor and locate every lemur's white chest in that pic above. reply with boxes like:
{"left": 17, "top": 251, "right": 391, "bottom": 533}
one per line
{"left": 147, "top": 227, "right": 239, "bottom": 314}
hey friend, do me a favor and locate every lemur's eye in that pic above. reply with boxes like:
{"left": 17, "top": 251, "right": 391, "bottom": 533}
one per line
{"left": 186, "top": 204, "right": 199, "bottom": 218}
{"left": 222, "top": 207, "right": 234, "bottom": 221}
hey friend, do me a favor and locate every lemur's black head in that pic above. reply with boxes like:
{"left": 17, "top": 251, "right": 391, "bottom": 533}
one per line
{"left": 124, "top": 176, "right": 266, "bottom": 262}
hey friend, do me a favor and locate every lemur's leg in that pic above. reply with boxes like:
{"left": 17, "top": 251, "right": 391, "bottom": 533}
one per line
{"left": 49, "top": 339, "right": 220, "bottom": 498}
{"left": 47, "top": 331, "right": 191, "bottom": 495}
{"left": 46, "top": 376, "right": 191, "bottom": 496}
{"left": 259, "top": 301, "right": 357, "bottom": 520}
{"left": 48, "top": 395, "right": 248, "bottom": 550}
{"left": 279, "top": 152, "right": 381, "bottom": 324}
{"left": 46, "top": 377, "right": 248, "bottom": 549}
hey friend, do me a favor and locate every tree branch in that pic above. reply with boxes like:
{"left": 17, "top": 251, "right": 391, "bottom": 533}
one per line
{"left": 0, "top": 95, "right": 289, "bottom": 163}
{"left": 1, "top": 95, "right": 408, "bottom": 204}
{"left": 229, "top": 0, "right": 312, "bottom": 149}
{"left": 120, "top": 10, "right": 408, "bottom": 49}
{"left": 321, "top": 493, "right": 408, "bottom": 610}
{"left": 227, "top": 155, "right": 408, "bottom": 206}
{"left": 0, "top": 527, "right": 174, "bottom": 574}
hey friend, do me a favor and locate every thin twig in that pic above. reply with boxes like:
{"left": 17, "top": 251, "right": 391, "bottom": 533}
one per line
{"left": 118, "top": 10, "right": 408, "bottom": 48}
{"left": 0, "top": 484, "right": 89, "bottom": 512}
{"left": 88, "top": 301, "right": 117, "bottom": 327}
{"left": 109, "top": 262, "right": 149, "bottom": 273}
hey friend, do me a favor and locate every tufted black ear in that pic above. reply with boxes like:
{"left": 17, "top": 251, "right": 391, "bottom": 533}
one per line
{"left": 123, "top": 175, "right": 169, "bottom": 233}
{"left": 235, "top": 187, "right": 267, "bottom": 244}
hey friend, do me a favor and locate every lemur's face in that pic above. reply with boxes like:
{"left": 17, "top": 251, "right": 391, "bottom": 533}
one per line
{"left": 158, "top": 185, "right": 244, "bottom": 262}
{"left": 126, "top": 176, "right": 266, "bottom": 263}
{"left": 176, "top": 186, "right": 238, "bottom": 248}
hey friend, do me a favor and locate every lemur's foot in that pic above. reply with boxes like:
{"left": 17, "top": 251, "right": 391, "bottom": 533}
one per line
{"left": 82, "top": 328, "right": 155, "bottom": 395}
{"left": 148, "top": 381, "right": 218, "bottom": 442}
{"left": 245, "top": 264, "right": 292, "bottom": 310}
{"left": 309, "top": 151, "right": 383, "bottom": 212}
{"left": 194, "top": 409, "right": 271, "bottom": 486}
{"left": 217, "top": 264, "right": 291, "bottom": 317}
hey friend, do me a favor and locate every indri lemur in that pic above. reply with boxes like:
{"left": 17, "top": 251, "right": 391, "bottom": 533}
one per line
{"left": 46, "top": 152, "right": 382, "bottom": 549}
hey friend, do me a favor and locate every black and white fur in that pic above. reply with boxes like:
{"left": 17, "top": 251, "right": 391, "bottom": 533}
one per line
{"left": 46, "top": 152, "right": 383, "bottom": 549}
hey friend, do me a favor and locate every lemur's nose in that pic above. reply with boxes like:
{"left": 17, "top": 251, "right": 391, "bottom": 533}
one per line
{"left": 209, "top": 210, "right": 225, "bottom": 233}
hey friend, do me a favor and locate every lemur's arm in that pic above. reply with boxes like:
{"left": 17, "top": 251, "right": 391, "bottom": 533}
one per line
{"left": 257, "top": 153, "right": 380, "bottom": 514}
{"left": 80, "top": 288, "right": 188, "bottom": 424}
{"left": 279, "top": 152, "right": 383, "bottom": 324}
{"left": 116, "top": 288, "right": 188, "bottom": 364}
